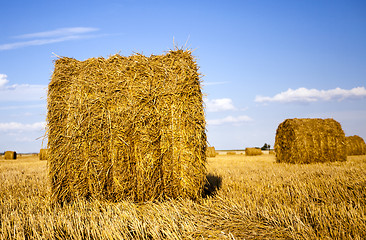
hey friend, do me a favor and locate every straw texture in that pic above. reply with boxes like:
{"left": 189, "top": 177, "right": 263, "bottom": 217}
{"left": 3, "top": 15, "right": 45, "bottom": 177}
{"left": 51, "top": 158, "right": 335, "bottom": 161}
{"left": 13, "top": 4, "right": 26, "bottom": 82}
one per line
{"left": 4, "top": 151, "right": 16, "bottom": 160}
{"left": 275, "top": 118, "right": 346, "bottom": 164}
{"left": 47, "top": 49, "right": 207, "bottom": 204}
{"left": 245, "top": 148, "right": 262, "bottom": 156}
{"left": 346, "top": 135, "right": 366, "bottom": 156}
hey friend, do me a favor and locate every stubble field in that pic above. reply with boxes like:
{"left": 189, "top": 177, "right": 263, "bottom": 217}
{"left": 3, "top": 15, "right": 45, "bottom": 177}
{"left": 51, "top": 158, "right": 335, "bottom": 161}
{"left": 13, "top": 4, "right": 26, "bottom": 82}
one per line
{"left": 1, "top": 153, "right": 365, "bottom": 239}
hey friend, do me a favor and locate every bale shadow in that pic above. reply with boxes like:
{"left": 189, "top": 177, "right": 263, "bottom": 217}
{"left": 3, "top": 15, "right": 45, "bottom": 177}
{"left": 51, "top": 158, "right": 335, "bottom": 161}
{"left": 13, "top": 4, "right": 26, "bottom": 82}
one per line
{"left": 203, "top": 173, "right": 222, "bottom": 198}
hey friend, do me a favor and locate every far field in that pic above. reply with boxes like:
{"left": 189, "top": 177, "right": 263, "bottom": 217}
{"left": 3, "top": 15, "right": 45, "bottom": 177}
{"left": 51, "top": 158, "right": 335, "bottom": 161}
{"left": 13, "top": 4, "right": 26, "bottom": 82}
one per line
{"left": 1, "top": 153, "right": 365, "bottom": 239}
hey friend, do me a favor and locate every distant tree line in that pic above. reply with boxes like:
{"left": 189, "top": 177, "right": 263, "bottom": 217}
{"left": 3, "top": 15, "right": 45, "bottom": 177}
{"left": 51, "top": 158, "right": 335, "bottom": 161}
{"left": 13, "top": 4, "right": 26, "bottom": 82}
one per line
{"left": 261, "top": 143, "right": 271, "bottom": 150}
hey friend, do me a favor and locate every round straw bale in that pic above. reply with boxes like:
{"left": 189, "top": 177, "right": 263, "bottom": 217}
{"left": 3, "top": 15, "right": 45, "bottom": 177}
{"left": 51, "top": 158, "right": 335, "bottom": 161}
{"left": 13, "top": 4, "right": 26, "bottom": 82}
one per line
{"left": 245, "top": 148, "right": 262, "bottom": 156}
{"left": 346, "top": 135, "right": 366, "bottom": 156}
{"left": 206, "top": 146, "right": 216, "bottom": 157}
{"left": 39, "top": 149, "right": 48, "bottom": 160}
{"left": 274, "top": 118, "right": 346, "bottom": 164}
{"left": 4, "top": 151, "right": 17, "bottom": 160}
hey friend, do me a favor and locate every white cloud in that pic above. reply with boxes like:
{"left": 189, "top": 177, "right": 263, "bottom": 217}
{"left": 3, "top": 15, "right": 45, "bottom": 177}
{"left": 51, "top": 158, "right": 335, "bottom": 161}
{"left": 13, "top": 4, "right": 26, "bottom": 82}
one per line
{"left": 0, "top": 74, "right": 9, "bottom": 88}
{"left": 205, "top": 98, "right": 236, "bottom": 112}
{"left": 207, "top": 115, "right": 253, "bottom": 126}
{"left": 0, "top": 73, "right": 47, "bottom": 102}
{"left": 255, "top": 87, "right": 366, "bottom": 103}
{"left": 0, "top": 27, "right": 100, "bottom": 51}
{"left": 0, "top": 122, "right": 46, "bottom": 132}
{"left": 0, "top": 83, "right": 47, "bottom": 102}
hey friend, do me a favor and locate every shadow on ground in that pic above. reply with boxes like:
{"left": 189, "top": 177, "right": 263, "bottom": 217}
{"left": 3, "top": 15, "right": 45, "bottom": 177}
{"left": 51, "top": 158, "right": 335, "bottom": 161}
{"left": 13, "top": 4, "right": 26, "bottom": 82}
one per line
{"left": 203, "top": 173, "right": 222, "bottom": 198}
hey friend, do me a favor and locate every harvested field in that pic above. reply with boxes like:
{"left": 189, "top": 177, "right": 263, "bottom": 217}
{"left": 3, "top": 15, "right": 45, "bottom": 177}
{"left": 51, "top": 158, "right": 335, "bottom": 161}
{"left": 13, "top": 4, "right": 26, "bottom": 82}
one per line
{"left": 1, "top": 154, "right": 365, "bottom": 239}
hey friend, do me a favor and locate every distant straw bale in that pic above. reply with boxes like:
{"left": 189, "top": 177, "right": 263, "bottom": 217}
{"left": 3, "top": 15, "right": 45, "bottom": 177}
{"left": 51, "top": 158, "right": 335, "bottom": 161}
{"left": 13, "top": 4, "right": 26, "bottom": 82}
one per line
{"left": 346, "top": 135, "right": 366, "bottom": 156}
{"left": 245, "top": 148, "right": 262, "bottom": 156}
{"left": 275, "top": 118, "right": 346, "bottom": 164}
{"left": 207, "top": 146, "right": 216, "bottom": 157}
{"left": 4, "top": 151, "right": 17, "bottom": 160}
{"left": 48, "top": 49, "right": 207, "bottom": 204}
{"left": 227, "top": 152, "right": 236, "bottom": 155}
{"left": 39, "top": 149, "right": 48, "bottom": 160}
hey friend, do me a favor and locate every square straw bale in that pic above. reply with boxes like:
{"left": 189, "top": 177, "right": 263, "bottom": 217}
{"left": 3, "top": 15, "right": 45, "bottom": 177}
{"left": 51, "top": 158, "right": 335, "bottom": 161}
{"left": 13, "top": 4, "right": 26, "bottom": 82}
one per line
{"left": 274, "top": 118, "right": 346, "bottom": 164}
{"left": 47, "top": 49, "right": 207, "bottom": 204}
{"left": 346, "top": 135, "right": 366, "bottom": 156}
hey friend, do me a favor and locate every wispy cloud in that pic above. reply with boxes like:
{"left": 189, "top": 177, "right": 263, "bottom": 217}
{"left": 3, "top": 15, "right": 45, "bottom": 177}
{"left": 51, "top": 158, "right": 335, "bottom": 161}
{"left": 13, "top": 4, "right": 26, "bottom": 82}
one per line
{"left": 255, "top": 87, "right": 366, "bottom": 103}
{"left": 0, "top": 121, "right": 46, "bottom": 132}
{"left": 205, "top": 98, "right": 236, "bottom": 112}
{"left": 0, "top": 27, "right": 100, "bottom": 51}
{"left": 14, "top": 27, "right": 99, "bottom": 39}
{"left": 207, "top": 115, "right": 253, "bottom": 126}
{"left": 0, "top": 104, "right": 46, "bottom": 110}
{"left": 0, "top": 35, "right": 84, "bottom": 51}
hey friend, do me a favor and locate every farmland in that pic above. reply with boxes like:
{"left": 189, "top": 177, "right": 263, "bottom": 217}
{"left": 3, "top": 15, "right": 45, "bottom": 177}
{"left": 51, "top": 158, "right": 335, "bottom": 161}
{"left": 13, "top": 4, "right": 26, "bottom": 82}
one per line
{"left": 1, "top": 153, "right": 365, "bottom": 239}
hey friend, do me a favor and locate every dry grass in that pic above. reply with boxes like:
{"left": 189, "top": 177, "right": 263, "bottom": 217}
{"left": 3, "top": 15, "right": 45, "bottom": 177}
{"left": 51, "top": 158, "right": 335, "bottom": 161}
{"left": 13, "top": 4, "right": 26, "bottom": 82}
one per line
{"left": 1, "top": 154, "right": 366, "bottom": 239}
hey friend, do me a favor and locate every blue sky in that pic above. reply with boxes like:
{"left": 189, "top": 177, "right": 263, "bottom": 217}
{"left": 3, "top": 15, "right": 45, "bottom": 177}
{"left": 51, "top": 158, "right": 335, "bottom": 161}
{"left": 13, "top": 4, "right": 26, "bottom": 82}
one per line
{"left": 0, "top": 0, "right": 365, "bottom": 152}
